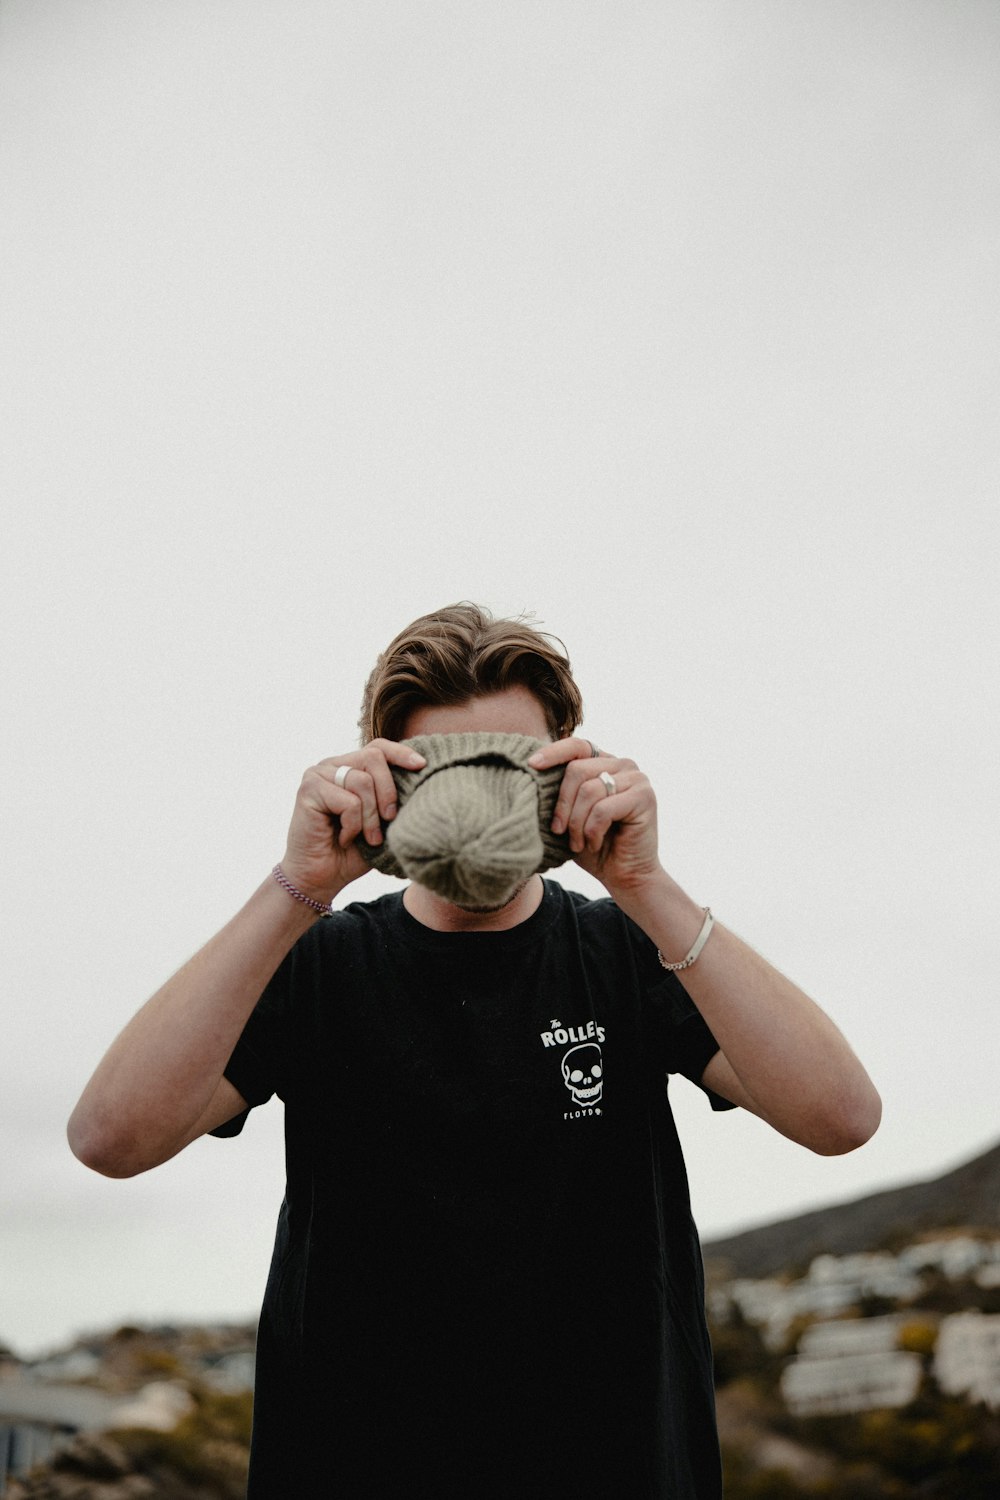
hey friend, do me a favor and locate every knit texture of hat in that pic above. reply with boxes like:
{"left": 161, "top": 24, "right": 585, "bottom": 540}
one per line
{"left": 356, "top": 731, "right": 571, "bottom": 906}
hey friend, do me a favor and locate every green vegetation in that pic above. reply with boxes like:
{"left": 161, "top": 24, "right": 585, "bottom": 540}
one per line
{"left": 8, "top": 1388, "right": 252, "bottom": 1500}
{"left": 786, "top": 1389, "right": 1000, "bottom": 1498}
{"left": 717, "top": 1376, "right": 1000, "bottom": 1499}
{"left": 708, "top": 1279, "right": 1000, "bottom": 1500}
{"left": 907, "top": 1273, "right": 1000, "bottom": 1317}
{"left": 896, "top": 1318, "right": 937, "bottom": 1357}
{"left": 710, "top": 1307, "right": 783, "bottom": 1391}
{"left": 110, "top": 1386, "right": 252, "bottom": 1499}
{"left": 720, "top": 1449, "right": 891, "bottom": 1499}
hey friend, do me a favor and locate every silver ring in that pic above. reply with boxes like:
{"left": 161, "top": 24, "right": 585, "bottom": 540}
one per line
{"left": 334, "top": 764, "right": 352, "bottom": 789}
{"left": 588, "top": 740, "right": 601, "bottom": 758}
{"left": 599, "top": 771, "right": 617, "bottom": 798}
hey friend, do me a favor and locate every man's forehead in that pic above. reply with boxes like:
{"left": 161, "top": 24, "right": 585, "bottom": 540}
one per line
{"left": 401, "top": 685, "right": 552, "bottom": 740}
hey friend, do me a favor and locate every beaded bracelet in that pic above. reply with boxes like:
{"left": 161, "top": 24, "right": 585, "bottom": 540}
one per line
{"left": 271, "top": 864, "right": 334, "bottom": 917}
{"left": 657, "top": 908, "right": 715, "bottom": 972}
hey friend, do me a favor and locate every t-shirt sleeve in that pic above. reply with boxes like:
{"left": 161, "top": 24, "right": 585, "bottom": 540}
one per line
{"left": 208, "top": 945, "right": 296, "bottom": 1138}
{"left": 627, "top": 919, "right": 736, "bottom": 1112}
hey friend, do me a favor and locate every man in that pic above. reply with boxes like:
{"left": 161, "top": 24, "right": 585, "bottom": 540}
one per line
{"left": 69, "top": 602, "right": 881, "bottom": 1499}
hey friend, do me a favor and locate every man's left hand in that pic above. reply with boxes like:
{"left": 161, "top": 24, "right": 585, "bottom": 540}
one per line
{"left": 528, "top": 738, "right": 662, "bottom": 895}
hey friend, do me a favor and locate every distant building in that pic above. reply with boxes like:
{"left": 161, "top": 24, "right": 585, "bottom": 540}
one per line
{"left": 807, "top": 1252, "right": 925, "bottom": 1303}
{"left": 934, "top": 1312, "right": 1000, "bottom": 1409}
{"left": 723, "top": 1251, "right": 925, "bottom": 1350}
{"left": 780, "top": 1316, "right": 923, "bottom": 1417}
{"left": 202, "top": 1349, "right": 255, "bottom": 1392}
{"left": 0, "top": 1377, "right": 196, "bottom": 1493}
{"left": 899, "top": 1237, "right": 1000, "bottom": 1282}
{"left": 0, "top": 1381, "right": 118, "bottom": 1493}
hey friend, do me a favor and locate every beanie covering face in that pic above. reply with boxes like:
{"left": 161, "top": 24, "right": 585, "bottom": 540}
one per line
{"left": 356, "top": 732, "right": 571, "bottom": 906}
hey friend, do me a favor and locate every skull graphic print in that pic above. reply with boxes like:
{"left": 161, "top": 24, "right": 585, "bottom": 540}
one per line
{"left": 561, "top": 1042, "right": 603, "bottom": 1107}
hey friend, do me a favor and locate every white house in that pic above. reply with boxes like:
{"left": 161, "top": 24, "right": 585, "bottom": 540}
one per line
{"left": 934, "top": 1312, "right": 1000, "bottom": 1408}
{"left": 780, "top": 1316, "right": 923, "bottom": 1417}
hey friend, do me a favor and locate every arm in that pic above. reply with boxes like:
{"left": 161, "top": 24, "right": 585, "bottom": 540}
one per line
{"left": 67, "top": 739, "right": 426, "bottom": 1178}
{"left": 528, "top": 739, "right": 881, "bottom": 1156}
{"left": 606, "top": 870, "right": 881, "bottom": 1154}
{"left": 68, "top": 877, "right": 318, "bottom": 1177}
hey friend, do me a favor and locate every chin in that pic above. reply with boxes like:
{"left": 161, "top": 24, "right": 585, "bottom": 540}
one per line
{"left": 453, "top": 881, "right": 528, "bottom": 916}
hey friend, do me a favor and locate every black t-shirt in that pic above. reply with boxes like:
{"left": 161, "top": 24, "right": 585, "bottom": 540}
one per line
{"left": 214, "top": 880, "right": 734, "bottom": 1499}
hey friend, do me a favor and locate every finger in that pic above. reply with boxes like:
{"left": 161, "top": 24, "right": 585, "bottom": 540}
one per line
{"left": 563, "top": 768, "right": 641, "bottom": 852}
{"left": 563, "top": 768, "right": 617, "bottom": 852}
{"left": 314, "top": 763, "right": 382, "bottom": 846}
{"left": 581, "top": 789, "right": 633, "bottom": 853}
{"left": 317, "top": 742, "right": 426, "bottom": 834}
{"left": 527, "top": 736, "right": 601, "bottom": 771}
{"left": 542, "top": 746, "right": 610, "bottom": 833}
{"left": 550, "top": 756, "right": 634, "bottom": 836}
{"left": 369, "top": 738, "right": 428, "bottom": 771}
{"left": 347, "top": 766, "right": 382, "bottom": 845}
{"left": 359, "top": 741, "right": 424, "bottom": 823}
{"left": 297, "top": 766, "right": 358, "bottom": 849}
{"left": 319, "top": 740, "right": 425, "bottom": 773}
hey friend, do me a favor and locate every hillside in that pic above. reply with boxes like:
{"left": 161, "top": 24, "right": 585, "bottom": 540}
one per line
{"left": 702, "top": 1137, "right": 1000, "bottom": 1280}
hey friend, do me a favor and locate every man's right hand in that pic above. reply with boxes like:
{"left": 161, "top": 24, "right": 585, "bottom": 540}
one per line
{"left": 68, "top": 739, "right": 429, "bottom": 1178}
{"left": 279, "top": 739, "right": 427, "bottom": 903}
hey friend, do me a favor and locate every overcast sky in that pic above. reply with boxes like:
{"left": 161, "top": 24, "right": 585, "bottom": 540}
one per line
{"left": 2, "top": 0, "right": 998, "bottom": 1358}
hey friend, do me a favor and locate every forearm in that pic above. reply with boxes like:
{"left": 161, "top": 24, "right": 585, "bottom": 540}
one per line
{"left": 67, "top": 874, "right": 325, "bottom": 1176}
{"left": 610, "top": 868, "right": 881, "bottom": 1154}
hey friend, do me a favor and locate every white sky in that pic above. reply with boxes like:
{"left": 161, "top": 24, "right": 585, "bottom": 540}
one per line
{"left": 2, "top": 0, "right": 998, "bottom": 1357}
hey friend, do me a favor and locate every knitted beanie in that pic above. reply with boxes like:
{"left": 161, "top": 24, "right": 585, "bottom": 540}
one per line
{"left": 356, "top": 731, "right": 571, "bottom": 906}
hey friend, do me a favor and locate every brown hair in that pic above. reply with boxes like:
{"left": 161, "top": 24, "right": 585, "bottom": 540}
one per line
{"left": 359, "top": 602, "right": 584, "bottom": 744}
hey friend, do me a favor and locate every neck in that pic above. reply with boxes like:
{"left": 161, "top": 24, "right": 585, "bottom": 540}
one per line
{"left": 403, "top": 875, "right": 544, "bottom": 933}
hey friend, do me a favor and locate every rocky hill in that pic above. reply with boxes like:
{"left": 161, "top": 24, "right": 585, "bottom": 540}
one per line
{"left": 1, "top": 1324, "right": 257, "bottom": 1499}
{"left": 703, "top": 1137, "right": 1000, "bottom": 1280}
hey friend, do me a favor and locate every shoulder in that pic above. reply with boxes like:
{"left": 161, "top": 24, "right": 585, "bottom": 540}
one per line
{"left": 545, "top": 879, "right": 614, "bottom": 920}
{"left": 547, "top": 879, "right": 645, "bottom": 939}
{"left": 282, "top": 889, "right": 406, "bottom": 971}
{"left": 317, "top": 888, "right": 405, "bottom": 936}
{"left": 546, "top": 880, "right": 676, "bottom": 993}
{"left": 545, "top": 880, "right": 650, "bottom": 957}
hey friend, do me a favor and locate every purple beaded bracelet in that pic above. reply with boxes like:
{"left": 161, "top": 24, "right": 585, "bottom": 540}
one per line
{"left": 271, "top": 864, "right": 334, "bottom": 917}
